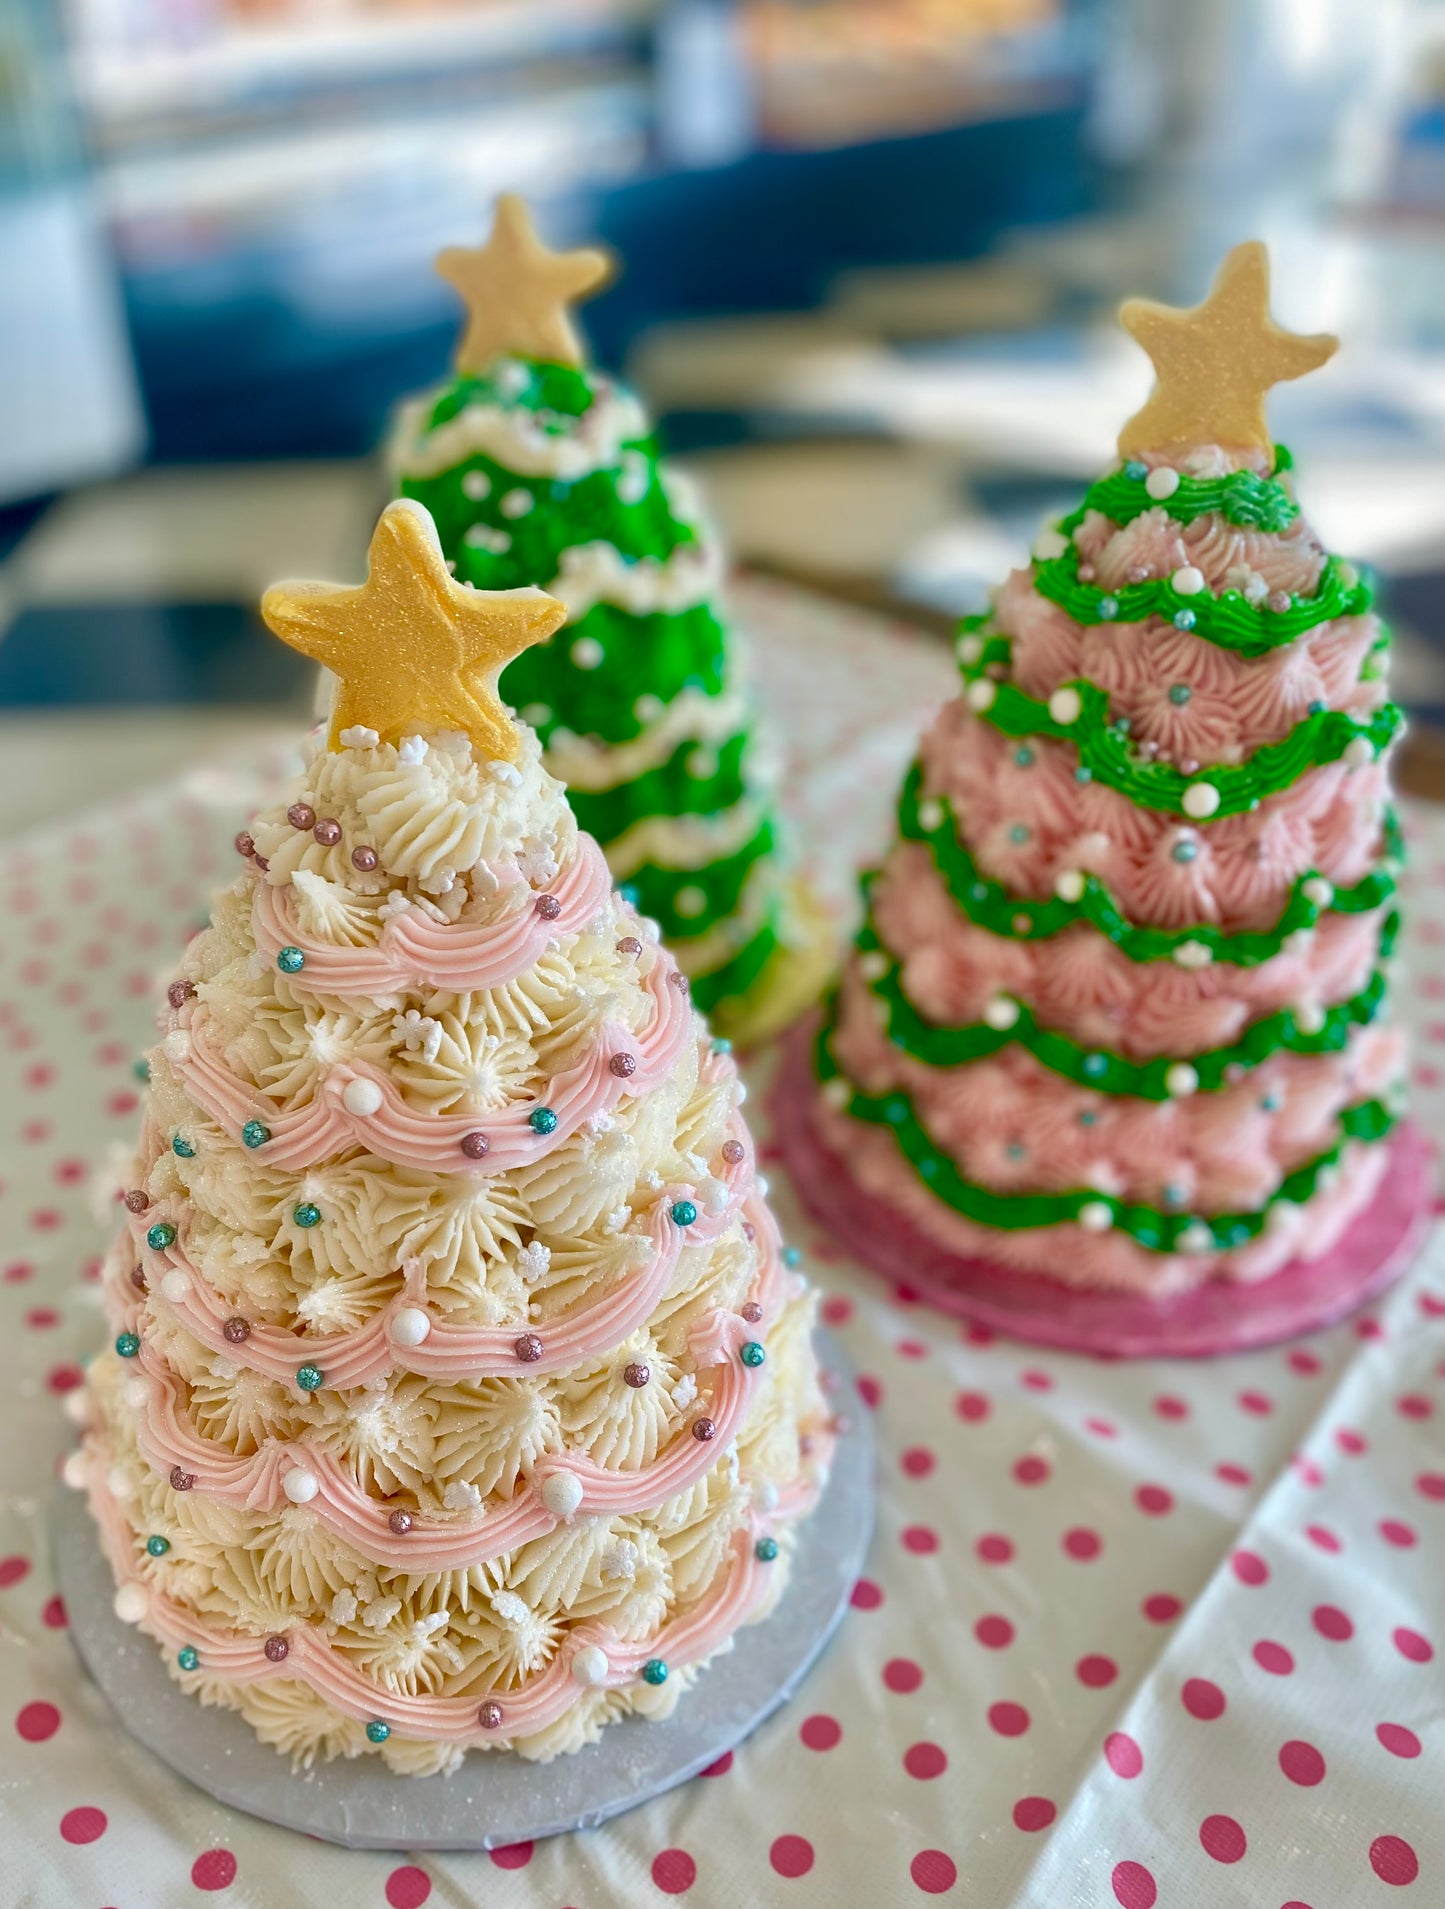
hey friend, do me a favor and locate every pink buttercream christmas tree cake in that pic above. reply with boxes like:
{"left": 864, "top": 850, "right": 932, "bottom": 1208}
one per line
{"left": 809, "top": 244, "right": 1409, "bottom": 1298}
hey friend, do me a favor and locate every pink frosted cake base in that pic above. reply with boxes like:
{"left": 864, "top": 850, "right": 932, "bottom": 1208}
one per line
{"left": 770, "top": 1026, "right": 1435, "bottom": 1359}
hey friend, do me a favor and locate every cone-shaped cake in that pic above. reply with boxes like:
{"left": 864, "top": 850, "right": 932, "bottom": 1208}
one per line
{"left": 69, "top": 500, "right": 832, "bottom": 1773}
{"left": 390, "top": 195, "right": 834, "bottom": 1048}
{"left": 807, "top": 244, "right": 1408, "bottom": 1298}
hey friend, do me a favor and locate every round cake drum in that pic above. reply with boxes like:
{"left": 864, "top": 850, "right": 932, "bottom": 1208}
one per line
{"left": 54, "top": 1330, "right": 872, "bottom": 1852}
{"left": 771, "top": 1027, "right": 1435, "bottom": 1360}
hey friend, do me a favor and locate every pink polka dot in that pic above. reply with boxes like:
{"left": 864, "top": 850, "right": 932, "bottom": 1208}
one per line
{"left": 1134, "top": 1484, "right": 1173, "bottom": 1516}
{"left": 975, "top": 1614, "right": 1014, "bottom": 1649}
{"left": 1313, "top": 1604, "right": 1354, "bottom": 1641}
{"left": 1306, "top": 1523, "right": 1342, "bottom": 1553}
{"left": 489, "top": 1843, "right": 532, "bottom": 1870}
{"left": 1200, "top": 1815, "right": 1247, "bottom": 1863}
{"left": 59, "top": 1806, "right": 106, "bottom": 1844}
{"left": 955, "top": 1390, "right": 990, "bottom": 1422}
{"left": 651, "top": 1850, "right": 697, "bottom": 1894}
{"left": 191, "top": 1850, "right": 237, "bottom": 1891}
{"left": 384, "top": 1867, "right": 432, "bottom": 1909}
{"left": 1076, "top": 1654, "right": 1117, "bottom": 1688}
{"left": 1152, "top": 1393, "right": 1189, "bottom": 1420}
{"left": 1012, "top": 1796, "right": 1055, "bottom": 1832}
{"left": 769, "top": 1835, "right": 814, "bottom": 1879}
{"left": 1143, "top": 1592, "right": 1183, "bottom": 1623}
{"left": 1021, "top": 1368, "right": 1053, "bottom": 1391}
{"left": 902, "top": 1524, "right": 939, "bottom": 1555}
{"left": 1376, "top": 1723, "right": 1421, "bottom": 1759}
{"left": 1063, "top": 1527, "right": 1102, "bottom": 1561}
{"left": 1231, "top": 1548, "right": 1269, "bottom": 1585}
{"left": 1104, "top": 1731, "right": 1143, "bottom": 1778}
{"left": 1111, "top": 1861, "right": 1158, "bottom": 1908}
{"left": 700, "top": 1750, "right": 732, "bottom": 1777}
{"left": 16, "top": 1701, "right": 60, "bottom": 1741}
{"left": 1182, "top": 1678, "right": 1226, "bottom": 1720}
{"left": 820, "top": 1295, "right": 852, "bottom": 1327}
{"left": 904, "top": 1742, "right": 948, "bottom": 1780}
{"left": 1416, "top": 1471, "right": 1445, "bottom": 1501}
{"left": 883, "top": 1657, "right": 924, "bottom": 1694}
{"left": 910, "top": 1850, "right": 958, "bottom": 1894}
{"left": 1279, "top": 1740, "right": 1326, "bottom": 1786}
{"left": 0, "top": 1555, "right": 31, "bottom": 1589}
{"left": 1380, "top": 1519, "right": 1417, "bottom": 1549}
{"left": 1397, "top": 1393, "right": 1433, "bottom": 1419}
{"left": 962, "top": 1319, "right": 993, "bottom": 1345}
{"left": 1336, "top": 1427, "right": 1368, "bottom": 1455}
{"left": 988, "top": 1701, "right": 1030, "bottom": 1738}
{"left": 850, "top": 1578, "right": 884, "bottom": 1610}
{"left": 1237, "top": 1389, "right": 1274, "bottom": 1416}
{"left": 1253, "top": 1639, "right": 1294, "bottom": 1675}
{"left": 1084, "top": 1415, "right": 1117, "bottom": 1439}
{"left": 1216, "top": 1461, "right": 1252, "bottom": 1487}
{"left": 1393, "top": 1627, "right": 1433, "bottom": 1664}
{"left": 856, "top": 1375, "right": 882, "bottom": 1410}
{"left": 901, "top": 1446, "right": 936, "bottom": 1478}
{"left": 897, "top": 1338, "right": 928, "bottom": 1360}
{"left": 977, "top": 1533, "right": 1014, "bottom": 1565}
{"left": 41, "top": 1596, "right": 66, "bottom": 1629}
{"left": 26, "top": 1307, "right": 59, "bottom": 1330}
{"left": 1369, "top": 1836, "right": 1419, "bottom": 1886}
{"left": 800, "top": 1714, "right": 842, "bottom": 1751}
{"left": 46, "top": 1364, "right": 83, "bottom": 1395}
{"left": 1288, "top": 1348, "right": 1322, "bottom": 1375}
{"left": 1356, "top": 1315, "right": 1386, "bottom": 1341}
{"left": 1013, "top": 1455, "right": 1050, "bottom": 1485}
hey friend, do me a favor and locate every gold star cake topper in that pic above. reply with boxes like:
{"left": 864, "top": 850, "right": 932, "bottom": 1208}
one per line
{"left": 435, "top": 194, "right": 613, "bottom": 374}
{"left": 1118, "top": 240, "right": 1337, "bottom": 457}
{"left": 261, "top": 499, "right": 566, "bottom": 758}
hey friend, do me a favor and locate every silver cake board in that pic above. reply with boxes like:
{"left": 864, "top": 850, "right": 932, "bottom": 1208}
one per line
{"left": 54, "top": 1329, "right": 873, "bottom": 1852}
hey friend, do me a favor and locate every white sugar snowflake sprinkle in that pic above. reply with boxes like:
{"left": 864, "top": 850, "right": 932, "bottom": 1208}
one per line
{"left": 339, "top": 725, "right": 379, "bottom": 750}
{"left": 392, "top": 1010, "right": 443, "bottom": 1063}
{"left": 601, "top": 1539, "right": 639, "bottom": 1581}
{"left": 361, "top": 1596, "right": 402, "bottom": 1631}
{"left": 516, "top": 840, "right": 559, "bottom": 886}
{"left": 489, "top": 1590, "right": 530, "bottom": 1627}
{"left": 604, "top": 1206, "right": 631, "bottom": 1234}
{"left": 397, "top": 735, "right": 428, "bottom": 765}
{"left": 380, "top": 889, "right": 412, "bottom": 920}
{"left": 487, "top": 759, "right": 523, "bottom": 787}
{"left": 672, "top": 1373, "right": 697, "bottom": 1410}
{"left": 585, "top": 1111, "right": 616, "bottom": 1138}
{"left": 419, "top": 866, "right": 457, "bottom": 897}
{"left": 443, "top": 1480, "right": 483, "bottom": 1513}
{"left": 328, "top": 1589, "right": 358, "bottom": 1625}
{"left": 516, "top": 1242, "right": 551, "bottom": 1284}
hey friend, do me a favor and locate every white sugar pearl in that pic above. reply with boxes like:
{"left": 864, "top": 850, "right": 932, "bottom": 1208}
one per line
{"left": 1317, "top": 1163, "right": 1340, "bottom": 1193}
{"left": 1283, "top": 928, "right": 1315, "bottom": 956}
{"left": 1172, "top": 939, "right": 1213, "bottom": 970}
{"left": 1301, "top": 876, "right": 1334, "bottom": 908}
{"left": 124, "top": 1377, "right": 149, "bottom": 1410}
{"left": 1171, "top": 565, "right": 1206, "bottom": 596}
{"left": 62, "top": 1389, "right": 90, "bottom": 1425}
{"left": 956, "top": 633, "right": 984, "bottom": 666}
{"left": 1078, "top": 1200, "right": 1113, "bottom": 1233}
{"left": 571, "top": 636, "right": 604, "bottom": 671}
{"left": 633, "top": 693, "right": 663, "bottom": 723}
{"left": 389, "top": 1307, "right": 431, "bottom": 1348}
{"left": 62, "top": 1449, "right": 90, "bottom": 1489}
{"left": 1054, "top": 869, "right": 1086, "bottom": 903}
{"left": 1294, "top": 1001, "right": 1326, "bottom": 1036}
{"left": 342, "top": 1078, "right": 383, "bottom": 1117}
{"left": 675, "top": 885, "right": 707, "bottom": 919}
{"left": 1266, "top": 1199, "right": 1298, "bottom": 1234}
{"left": 107, "top": 1463, "right": 136, "bottom": 1500}
{"left": 1165, "top": 1062, "right": 1199, "bottom": 1098}
{"left": 282, "top": 1467, "right": 319, "bottom": 1504}
{"left": 541, "top": 1472, "right": 584, "bottom": 1521}
{"left": 461, "top": 469, "right": 491, "bottom": 501}
{"left": 570, "top": 1644, "right": 610, "bottom": 1687}
{"left": 966, "top": 678, "right": 997, "bottom": 713}
{"left": 160, "top": 1269, "right": 191, "bottom": 1303}
{"left": 521, "top": 703, "right": 551, "bottom": 728}
{"left": 821, "top": 1078, "right": 850, "bottom": 1110}
{"left": 1032, "top": 526, "right": 1069, "bottom": 562}
{"left": 1338, "top": 562, "right": 1359, "bottom": 590}
{"left": 1145, "top": 466, "right": 1180, "bottom": 500}
{"left": 1343, "top": 737, "right": 1374, "bottom": 769}
{"left": 917, "top": 798, "right": 945, "bottom": 833}
{"left": 858, "top": 951, "right": 888, "bottom": 982}
{"left": 1048, "top": 687, "right": 1082, "bottom": 725}
{"left": 1177, "top": 1221, "right": 1214, "bottom": 1255}
{"left": 113, "top": 1582, "right": 149, "bottom": 1624}
{"left": 983, "top": 996, "right": 1020, "bottom": 1032}
{"left": 1182, "top": 781, "right": 1220, "bottom": 820}
{"left": 499, "top": 487, "right": 534, "bottom": 518}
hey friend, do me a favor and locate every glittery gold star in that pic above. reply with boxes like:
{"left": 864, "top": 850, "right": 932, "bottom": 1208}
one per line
{"left": 1118, "top": 241, "right": 1337, "bottom": 457}
{"left": 261, "top": 500, "right": 566, "bottom": 758}
{"left": 435, "top": 194, "right": 612, "bottom": 374}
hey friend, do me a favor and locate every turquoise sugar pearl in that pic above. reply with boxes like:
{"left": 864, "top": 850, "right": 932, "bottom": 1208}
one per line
{"left": 115, "top": 1332, "right": 140, "bottom": 1358}
{"left": 296, "top": 1364, "right": 324, "bottom": 1393}
{"left": 171, "top": 1134, "right": 195, "bottom": 1159}
{"left": 711, "top": 1037, "right": 732, "bottom": 1054}
{"left": 365, "top": 1720, "right": 391, "bottom": 1744}
{"left": 529, "top": 1107, "right": 558, "bottom": 1136}
{"left": 1259, "top": 1092, "right": 1281, "bottom": 1112}
{"left": 1124, "top": 460, "right": 1147, "bottom": 481}
{"left": 755, "top": 1536, "right": 780, "bottom": 1563}
{"left": 1082, "top": 1054, "right": 1108, "bottom": 1079}
{"left": 293, "top": 1202, "right": 321, "bottom": 1228}
{"left": 133, "top": 1058, "right": 150, "bottom": 1082}
{"left": 1168, "top": 683, "right": 1192, "bottom": 705}
{"left": 1172, "top": 840, "right": 1199, "bottom": 864}
{"left": 241, "top": 1120, "right": 271, "bottom": 1149}
{"left": 1308, "top": 698, "right": 1326, "bottom": 715}
{"left": 739, "top": 1341, "right": 765, "bottom": 1369}
{"left": 1163, "top": 1184, "right": 1187, "bottom": 1209}
{"left": 1014, "top": 746, "right": 1034, "bottom": 767}
{"left": 1099, "top": 597, "right": 1119, "bottom": 620}
{"left": 670, "top": 1200, "right": 698, "bottom": 1227}
{"left": 619, "top": 884, "right": 639, "bottom": 907}
{"left": 1074, "top": 767, "right": 1093, "bottom": 785}
{"left": 146, "top": 1535, "right": 170, "bottom": 1557}
{"left": 782, "top": 1246, "right": 802, "bottom": 1267}
{"left": 177, "top": 1646, "right": 199, "bottom": 1672}
{"left": 1008, "top": 824, "right": 1030, "bottom": 845}
{"left": 1078, "top": 1111, "right": 1098, "bottom": 1127}
{"left": 276, "top": 946, "right": 305, "bottom": 974}
{"left": 146, "top": 1222, "right": 176, "bottom": 1251}
{"left": 641, "top": 1658, "right": 668, "bottom": 1686}
{"left": 1172, "top": 609, "right": 1197, "bottom": 631}
{"left": 1006, "top": 1143, "right": 1027, "bottom": 1161}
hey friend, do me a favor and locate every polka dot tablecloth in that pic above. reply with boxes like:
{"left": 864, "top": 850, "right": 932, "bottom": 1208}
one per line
{"left": 2, "top": 577, "right": 1440, "bottom": 1907}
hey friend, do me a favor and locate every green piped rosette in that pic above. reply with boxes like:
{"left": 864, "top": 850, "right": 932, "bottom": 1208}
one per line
{"left": 396, "top": 355, "right": 834, "bottom": 1040}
